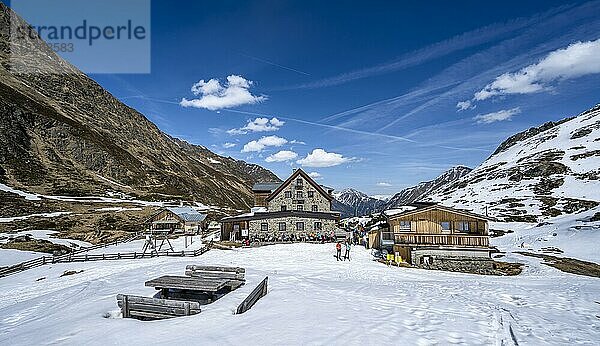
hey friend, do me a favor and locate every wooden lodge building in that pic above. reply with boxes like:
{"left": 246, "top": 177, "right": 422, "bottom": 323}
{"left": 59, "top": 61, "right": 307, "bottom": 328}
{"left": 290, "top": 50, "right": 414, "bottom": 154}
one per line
{"left": 381, "top": 203, "right": 493, "bottom": 266}
{"left": 221, "top": 169, "right": 340, "bottom": 241}
{"left": 147, "top": 206, "right": 208, "bottom": 234}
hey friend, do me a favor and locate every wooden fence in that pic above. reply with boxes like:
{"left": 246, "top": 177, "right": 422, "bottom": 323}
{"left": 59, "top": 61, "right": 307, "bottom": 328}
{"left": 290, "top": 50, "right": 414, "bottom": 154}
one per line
{"left": 0, "top": 236, "right": 212, "bottom": 279}
{"left": 236, "top": 276, "right": 268, "bottom": 314}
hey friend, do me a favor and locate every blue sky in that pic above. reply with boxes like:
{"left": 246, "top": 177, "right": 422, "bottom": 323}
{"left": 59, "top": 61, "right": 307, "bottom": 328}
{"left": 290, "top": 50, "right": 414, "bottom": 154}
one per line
{"left": 8, "top": 0, "right": 600, "bottom": 196}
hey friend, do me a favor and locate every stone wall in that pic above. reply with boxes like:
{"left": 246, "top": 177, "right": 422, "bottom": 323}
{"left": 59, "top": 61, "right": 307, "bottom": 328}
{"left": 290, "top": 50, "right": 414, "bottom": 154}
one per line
{"left": 267, "top": 175, "right": 331, "bottom": 212}
{"left": 249, "top": 215, "right": 337, "bottom": 236}
{"left": 411, "top": 249, "right": 497, "bottom": 275}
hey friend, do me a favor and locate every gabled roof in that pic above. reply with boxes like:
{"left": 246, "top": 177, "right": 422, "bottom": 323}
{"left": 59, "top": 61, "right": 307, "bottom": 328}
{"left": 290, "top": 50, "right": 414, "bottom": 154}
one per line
{"left": 165, "top": 206, "right": 207, "bottom": 222}
{"left": 252, "top": 182, "right": 283, "bottom": 192}
{"left": 265, "top": 169, "right": 333, "bottom": 202}
{"left": 385, "top": 204, "right": 494, "bottom": 221}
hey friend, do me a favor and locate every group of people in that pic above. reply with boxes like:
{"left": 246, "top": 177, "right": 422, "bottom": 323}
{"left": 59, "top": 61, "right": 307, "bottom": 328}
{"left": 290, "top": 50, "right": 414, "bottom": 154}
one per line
{"left": 247, "top": 231, "right": 337, "bottom": 245}
{"left": 351, "top": 229, "right": 370, "bottom": 249}
{"left": 335, "top": 239, "right": 352, "bottom": 261}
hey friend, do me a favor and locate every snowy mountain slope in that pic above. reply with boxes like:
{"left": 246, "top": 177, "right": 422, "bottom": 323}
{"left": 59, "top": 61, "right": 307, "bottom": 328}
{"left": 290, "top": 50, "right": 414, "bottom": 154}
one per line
{"left": 332, "top": 188, "right": 386, "bottom": 217}
{"left": 384, "top": 166, "right": 472, "bottom": 209}
{"left": 429, "top": 104, "right": 600, "bottom": 221}
{"left": 490, "top": 206, "right": 600, "bottom": 263}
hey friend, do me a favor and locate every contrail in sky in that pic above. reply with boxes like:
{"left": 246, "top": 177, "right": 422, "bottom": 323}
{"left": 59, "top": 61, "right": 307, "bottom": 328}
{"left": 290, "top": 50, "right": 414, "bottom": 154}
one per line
{"left": 240, "top": 53, "right": 311, "bottom": 76}
{"left": 118, "top": 95, "right": 487, "bottom": 152}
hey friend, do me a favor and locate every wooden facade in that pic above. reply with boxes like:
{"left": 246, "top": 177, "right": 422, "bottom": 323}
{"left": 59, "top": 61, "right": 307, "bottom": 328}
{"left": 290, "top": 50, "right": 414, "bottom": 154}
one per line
{"left": 388, "top": 208, "right": 489, "bottom": 236}
{"left": 385, "top": 205, "right": 492, "bottom": 263}
{"left": 254, "top": 192, "right": 270, "bottom": 208}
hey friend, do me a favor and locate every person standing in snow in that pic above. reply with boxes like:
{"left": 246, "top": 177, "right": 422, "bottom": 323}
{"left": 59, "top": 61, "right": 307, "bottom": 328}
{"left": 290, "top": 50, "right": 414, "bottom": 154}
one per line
{"left": 335, "top": 242, "right": 342, "bottom": 261}
{"left": 343, "top": 241, "right": 351, "bottom": 261}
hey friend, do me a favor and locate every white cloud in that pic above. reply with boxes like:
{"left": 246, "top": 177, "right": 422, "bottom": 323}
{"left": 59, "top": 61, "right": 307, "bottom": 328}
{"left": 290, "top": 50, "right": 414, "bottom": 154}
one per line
{"left": 472, "top": 39, "right": 600, "bottom": 102}
{"left": 223, "top": 142, "right": 236, "bottom": 148}
{"left": 180, "top": 75, "right": 266, "bottom": 110}
{"left": 456, "top": 100, "right": 474, "bottom": 111}
{"left": 308, "top": 172, "right": 322, "bottom": 179}
{"left": 376, "top": 182, "right": 392, "bottom": 187}
{"left": 227, "top": 117, "right": 284, "bottom": 135}
{"left": 474, "top": 107, "right": 521, "bottom": 124}
{"left": 296, "top": 149, "right": 352, "bottom": 168}
{"left": 265, "top": 150, "right": 298, "bottom": 162}
{"left": 290, "top": 140, "right": 306, "bottom": 145}
{"left": 241, "top": 136, "right": 288, "bottom": 153}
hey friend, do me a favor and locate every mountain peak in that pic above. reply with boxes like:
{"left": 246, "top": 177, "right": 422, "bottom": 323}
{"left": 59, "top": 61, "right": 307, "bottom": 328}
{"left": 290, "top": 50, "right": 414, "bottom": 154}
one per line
{"left": 428, "top": 104, "right": 600, "bottom": 222}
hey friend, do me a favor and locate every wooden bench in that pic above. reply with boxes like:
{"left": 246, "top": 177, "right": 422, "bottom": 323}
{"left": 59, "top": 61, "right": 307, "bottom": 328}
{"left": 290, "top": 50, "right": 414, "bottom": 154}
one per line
{"left": 236, "top": 276, "right": 268, "bottom": 314}
{"left": 117, "top": 294, "right": 201, "bottom": 320}
{"left": 185, "top": 265, "right": 246, "bottom": 289}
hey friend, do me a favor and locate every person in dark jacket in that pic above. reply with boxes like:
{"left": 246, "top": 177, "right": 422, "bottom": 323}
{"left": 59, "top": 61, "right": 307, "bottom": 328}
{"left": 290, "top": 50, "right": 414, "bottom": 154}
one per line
{"left": 335, "top": 242, "right": 342, "bottom": 261}
{"left": 343, "top": 241, "right": 351, "bottom": 261}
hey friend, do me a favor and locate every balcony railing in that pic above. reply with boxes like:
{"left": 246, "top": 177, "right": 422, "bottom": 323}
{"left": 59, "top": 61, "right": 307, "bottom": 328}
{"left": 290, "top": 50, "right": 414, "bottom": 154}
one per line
{"left": 394, "top": 233, "right": 489, "bottom": 247}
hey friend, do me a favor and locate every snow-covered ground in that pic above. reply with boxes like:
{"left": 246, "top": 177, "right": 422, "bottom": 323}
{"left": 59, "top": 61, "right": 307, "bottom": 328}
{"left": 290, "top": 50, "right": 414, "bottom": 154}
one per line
{"left": 0, "top": 182, "right": 163, "bottom": 206}
{"left": 0, "top": 230, "right": 92, "bottom": 248}
{"left": 0, "top": 230, "right": 94, "bottom": 268}
{"left": 1, "top": 237, "right": 599, "bottom": 345}
{"left": 0, "top": 212, "right": 71, "bottom": 223}
{"left": 491, "top": 206, "right": 600, "bottom": 263}
{"left": 0, "top": 249, "right": 42, "bottom": 267}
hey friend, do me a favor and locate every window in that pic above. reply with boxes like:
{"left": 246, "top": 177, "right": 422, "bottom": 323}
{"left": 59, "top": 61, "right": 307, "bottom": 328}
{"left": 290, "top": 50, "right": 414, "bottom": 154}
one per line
{"left": 296, "top": 178, "right": 303, "bottom": 186}
{"left": 296, "top": 222, "right": 305, "bottom": 231}
{"left": 314, "top": 222, "right": 322, "bottom": 230}
{"left": 457, "top": 221, "right": 470, "bottom": 232}
{"left": 441, "top": 222, "right": 451, "bottom": 231}
{"left": 312, "top": 205, "right": 318, "bottom": 212}
{"left": 399, "top": 221, "right": 411, "bottom": 230}
{"left": 281, "top": 205, "right": 287, "bottom": 211}
{"left": 261, "top": 223, "right": 268, "bottom": 231}
{"left": 307, "top": 191, "right": 314, "bottom": 198}
{"left": 284, "top": 191, "right": 292, "bottom": 198}
{"left": 233, "top": 224, "right": 240, "bottom": 231}
{"left": 296, "top": 191, "right": 303, "bottom": 198}
{"left": 278, "top": 222, "right": 286, "bottom": 231}
{"left": 297, "top": 205, "right": 304, "bottom": 211}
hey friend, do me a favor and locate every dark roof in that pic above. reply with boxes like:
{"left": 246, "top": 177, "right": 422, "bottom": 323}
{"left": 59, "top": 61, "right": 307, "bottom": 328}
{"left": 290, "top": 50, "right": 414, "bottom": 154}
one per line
{"left": 385, "top": 204, "right": 494, "bottom": 221}
{"left": 266, "top": 169, "right": 333, "bottom": 202}
{"left": 252, "top": 182, "right": 283, "bottom": 192}
{"left": 221, "top": 210, "right": 340, "bottom": 222}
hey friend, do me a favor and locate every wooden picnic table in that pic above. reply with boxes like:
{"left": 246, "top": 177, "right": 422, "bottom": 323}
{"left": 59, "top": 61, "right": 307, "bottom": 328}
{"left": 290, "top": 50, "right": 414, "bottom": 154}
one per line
{"left": 145, "top": 275, "right": 229, "bottom": 292}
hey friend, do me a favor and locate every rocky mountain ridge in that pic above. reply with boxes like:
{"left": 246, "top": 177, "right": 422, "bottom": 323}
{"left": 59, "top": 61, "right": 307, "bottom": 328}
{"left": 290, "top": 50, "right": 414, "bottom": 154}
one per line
{"left": 384, "top": 166, "right": 473, "bottom": 209}
{"left": 332, "top": 188, "right": 386, "bottom": 217}
{"left": 428, "top": 104, "right": 600, "bottom": 222}
{"left": 0, "top": 3, "right": 278, "bottom": 211}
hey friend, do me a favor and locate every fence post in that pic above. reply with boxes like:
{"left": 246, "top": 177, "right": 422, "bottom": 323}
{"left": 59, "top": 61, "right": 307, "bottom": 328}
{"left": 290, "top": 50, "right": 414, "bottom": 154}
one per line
{"left": 122, "top": 295, "right": 129, "bottom": 318}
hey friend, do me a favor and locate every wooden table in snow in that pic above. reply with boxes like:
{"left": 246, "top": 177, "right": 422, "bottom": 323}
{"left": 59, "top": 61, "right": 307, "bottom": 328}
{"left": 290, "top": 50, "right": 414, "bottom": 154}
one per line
{"left": 146, "top": 275, "right": 229, "bottom": 292}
